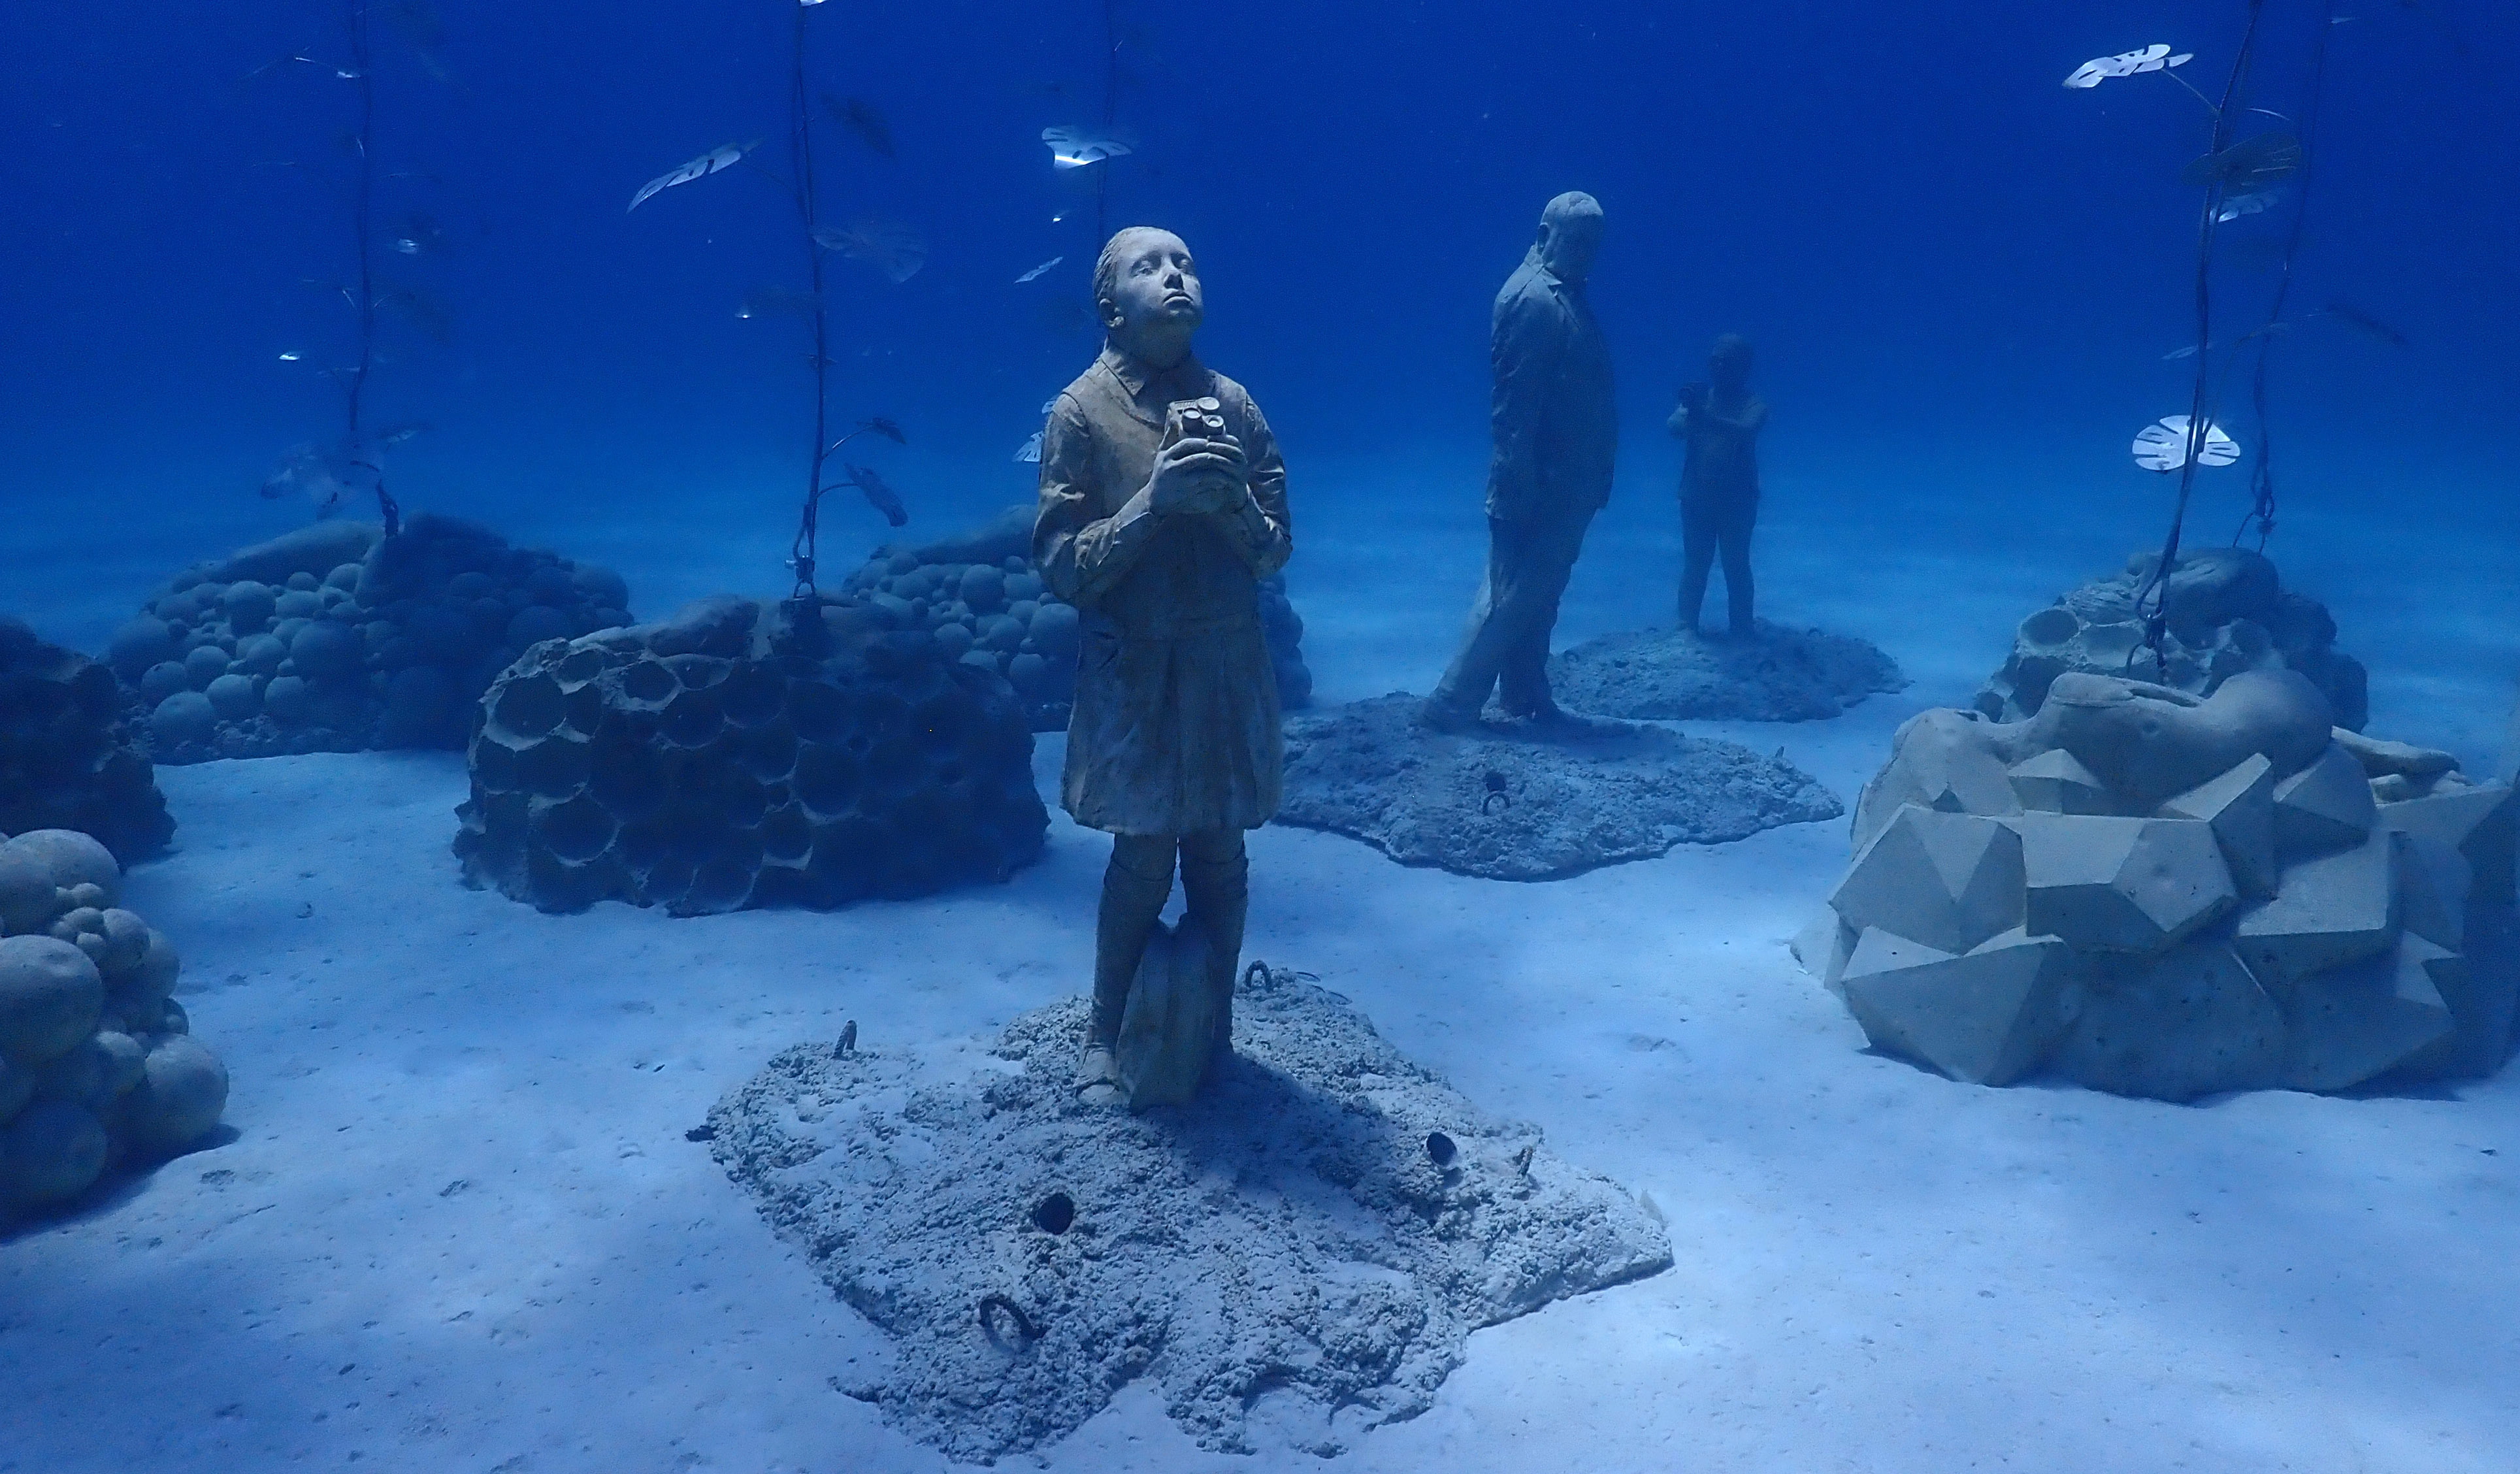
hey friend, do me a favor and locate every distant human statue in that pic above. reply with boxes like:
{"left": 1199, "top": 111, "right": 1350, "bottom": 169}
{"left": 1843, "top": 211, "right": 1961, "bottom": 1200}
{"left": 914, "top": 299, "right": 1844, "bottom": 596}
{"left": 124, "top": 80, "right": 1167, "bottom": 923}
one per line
{"left": 1669, "top": 334, "right": 1768, "bottom": 637}
{"left": 1420, "top": 191, "right": 1616, "bottom": 732}
{"left": 1034, "top": 225, "right": 1293, "bottom": 1100}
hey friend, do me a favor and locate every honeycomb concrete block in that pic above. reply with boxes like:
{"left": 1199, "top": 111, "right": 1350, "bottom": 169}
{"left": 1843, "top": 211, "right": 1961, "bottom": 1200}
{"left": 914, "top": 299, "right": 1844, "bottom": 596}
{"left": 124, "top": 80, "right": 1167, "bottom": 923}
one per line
{"left": 1842, "top": 926, "right": 1956, "bottom": 982}
{"left": 2007, "top": 749, "right": 2118, "bottom": 815}
{"left": 0, "top": 619, "right": 173, "bottom": 863}
{"left": 2280, "top": 933, "right": 2458, "bottom": 1092}
{"left": 2380, "top": 782, "right": 2517, "bottom": 910}
{"left": 454, "top": 597, "right": 1049, "bottom": 917}
{"left": 2271, "top": 742, "right": 2378, "bottom": 860}
{"left": 2018, "top": 813, "right": 2237, "bottom": 956}
{"left": 1841, "top": 928, "right": 2077, "bottom": 1085}
{"left": 2232, "top": 826, "right": 2401, "bottom": 996}
{"left": 1828, "top": 805, "right": 2025, "bottom": 955}
{"left": 2156, "top": 753, "right": 2278, "bottom": 900}
{"left": 2050, "top": 941, "right": 2283, "bottom": 1101}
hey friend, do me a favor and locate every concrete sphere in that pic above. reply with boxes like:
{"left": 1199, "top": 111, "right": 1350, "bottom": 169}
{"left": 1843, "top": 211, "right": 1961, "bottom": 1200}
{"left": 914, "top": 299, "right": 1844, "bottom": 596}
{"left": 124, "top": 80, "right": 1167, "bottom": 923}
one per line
{"left": 0, "top": 850, "right": 56, "bottom": 935}
{"left": 139, "top": 660, "right": 192, "bottom": 705}
{"left": 108, "top": 617, "right": 175, "bottom": 674}
{"left": 151, "top": 691, "right": 218, "bottom": 746}
{"left": 0, "top": 935, "right": 105, "bottom": 1067}
{"left": 182, "top": 646, "right": 230, "bottom": 689}
{"left": 205, "top": 673, "right": 263, "bottom": 722}
{"left": 3, "top": 830, "right": 119, "bottom": 902}
{"left": 2, "top": 1099, "right": 109, "bottom": 1207}
{"left": 263, "top": 674, "right": 314, "bottom": 726}
{"left": 221, "top": 581, "right": 277, "bottom": 630}
{"left": 123, "top": 1036, "right": 228, "bottom": 1154}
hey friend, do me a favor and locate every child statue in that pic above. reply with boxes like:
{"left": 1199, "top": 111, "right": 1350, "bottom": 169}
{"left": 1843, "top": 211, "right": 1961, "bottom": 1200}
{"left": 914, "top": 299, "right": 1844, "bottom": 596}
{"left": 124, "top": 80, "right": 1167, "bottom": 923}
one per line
{"left": 1034, "top": 227, "right": 1294, "bottom": 1097}
{"left": 1669, "top": 334, "right": 1768, "bottom": 638}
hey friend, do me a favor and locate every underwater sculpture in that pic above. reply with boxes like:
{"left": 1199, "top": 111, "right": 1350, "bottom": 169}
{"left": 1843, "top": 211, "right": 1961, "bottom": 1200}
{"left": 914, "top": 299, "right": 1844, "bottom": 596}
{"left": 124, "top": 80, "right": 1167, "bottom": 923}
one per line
{"left": 1422, "top": 191, "right": 1616, "bottom": 732}
{"left": 1978, "top": 546, "right": 2368, "bottom": 730}
{"left": 112, "top": 516, "right": 632, "bottom": 762}
{"left": 1799, "top": 670, "right": 2518, "bottom": 1100}
{"left": 706, "top": 964, "right": 1671, "bottom": 1461}
{"left": 454, "top": 595, "right": 1045, "bottom": 915}
{"left": 0, "top": 618, "right": 172, "bottom": 864}
{"left": 1670, "top": 333, "right": 1768, "bottom": 638}
{"left": 0, "top": 828, "right": 228, "bottom": 1218}
{"left": 839, "top": 502, "right": 1311, "bottom": 732}
{"left": 1035, "top": 226, "right": 1291, "bottom": 1104}
{"left": 1279, "top": 695, "right": 1842, "bottom": 880}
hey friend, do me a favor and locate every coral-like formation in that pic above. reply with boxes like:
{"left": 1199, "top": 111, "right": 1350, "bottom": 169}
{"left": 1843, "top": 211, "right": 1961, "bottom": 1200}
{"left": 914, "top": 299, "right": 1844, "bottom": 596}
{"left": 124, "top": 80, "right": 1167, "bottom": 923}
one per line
{"left": 109, "top": 516, "right": 634, "bottom": 763}
{"left": 1799, "top": 672, "right": 2516, "bottom": 1100}
{"left": 454, "top": 595, "right": 1047, "bottom": 915}
{"left": 1976, "top": 548, "right": 2368, "bottom": 730}
{"left": 1549, "top": 620, "right": 1906, "bottom": 722}
{"left": 1, "top": 618, "right": 172, "bottom": 864}
{"left": 1, "top": 828, "right": 227, "bottom": 1219}
{"left": 838, "top": 504, "right": 1313, "bottom": 730}
{"left": 1278, "top": 693, "right": 1843, "bottom": 879}
{"left": 706, "top": 965, "right": 1671, "bottom": 1462}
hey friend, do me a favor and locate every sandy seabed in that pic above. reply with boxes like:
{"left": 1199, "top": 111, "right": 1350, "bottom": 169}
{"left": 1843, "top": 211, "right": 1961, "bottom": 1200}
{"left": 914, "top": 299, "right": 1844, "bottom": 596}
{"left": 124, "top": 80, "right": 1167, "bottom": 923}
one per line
{"left": 5, "top": 456, "right": 2517, "bottom": 1473}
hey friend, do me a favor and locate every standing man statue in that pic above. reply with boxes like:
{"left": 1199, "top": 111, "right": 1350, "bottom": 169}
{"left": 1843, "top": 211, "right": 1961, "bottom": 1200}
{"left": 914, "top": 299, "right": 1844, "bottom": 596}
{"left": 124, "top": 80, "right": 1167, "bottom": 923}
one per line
{"left": 1034, "top": 226, "right": 1293, "bottom": 1098}
{"left": 1421, "top": 191, "right": 1616, "bottom": 732}
{"left": 1670, "top": 334, "right": 1768, "bottom": 637}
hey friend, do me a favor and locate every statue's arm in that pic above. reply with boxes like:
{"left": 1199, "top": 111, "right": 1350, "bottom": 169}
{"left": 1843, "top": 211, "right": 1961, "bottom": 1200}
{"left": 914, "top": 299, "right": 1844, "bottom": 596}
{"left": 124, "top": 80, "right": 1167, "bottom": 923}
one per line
{"left": 1033, "top": 398, "right": 1157, "bottom": 608}
{"left": 1487, "top": 289, "right": 1566, "bottom": 514}
{"left": 1217, "top": 398, "right": 1291, "bottom": 578}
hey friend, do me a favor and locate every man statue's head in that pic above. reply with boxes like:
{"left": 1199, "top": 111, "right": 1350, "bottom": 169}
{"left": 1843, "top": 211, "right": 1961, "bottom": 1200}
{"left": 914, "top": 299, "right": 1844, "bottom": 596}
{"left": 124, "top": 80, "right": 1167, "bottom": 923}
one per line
{"left": 1095, "top": 226, "right": 1203, "bottom": 365}
{"left": 1531, "top": 191, "right": 1605, "bottom": 286}
{"left": 1710, "top": 333, "right": 1754, "bottom": 391}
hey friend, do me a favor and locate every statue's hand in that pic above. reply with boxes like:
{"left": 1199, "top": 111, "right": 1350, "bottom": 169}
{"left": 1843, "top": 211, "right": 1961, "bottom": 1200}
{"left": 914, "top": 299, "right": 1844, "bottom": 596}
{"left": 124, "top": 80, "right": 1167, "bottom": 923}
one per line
{"left": 1678, "top": 381, "right": 1710, "bottom": 413}
{"left": 1148, "top": 435, "right": 1247, "bottom": 515}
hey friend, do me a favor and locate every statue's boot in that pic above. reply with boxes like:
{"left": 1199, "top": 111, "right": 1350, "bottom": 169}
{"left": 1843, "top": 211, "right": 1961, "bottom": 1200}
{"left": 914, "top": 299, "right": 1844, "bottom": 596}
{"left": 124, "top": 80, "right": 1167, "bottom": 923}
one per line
{"left": 1081, "top": 837, "right": 1176, "bottom": 1092}
{"left": 1178, "top": 831, "right": 1250, "bottom": 1064}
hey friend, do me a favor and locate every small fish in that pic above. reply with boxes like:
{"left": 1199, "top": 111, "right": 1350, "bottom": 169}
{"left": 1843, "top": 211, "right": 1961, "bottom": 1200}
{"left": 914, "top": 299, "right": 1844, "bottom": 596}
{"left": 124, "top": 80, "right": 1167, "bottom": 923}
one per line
{"left": 1014, "top": 431, "right": 1043, "bottom": 464}
{"left": 1015, "top": 255, "right": 1064, "bottom": 284}
{"left": 629, "top": 139, "right": 755, "bottom": 212}
{"left": 278, "top": 350, "right": 303, "bottom": 361}
{"left": 845, "top": 465, "right": 908, "bottom": 527}
{"left": 738, "top": 285, "right": 821, "bottom": 321}
{"left": 2321, "top": 299, "right": 2410, "bottom": 348}
{"left": 823, "top": 93, "right": 894, "bottom": 157}
{"left": 1041, "top": 124, "right": 1132, "bottom": 169}
{"left": 813, "top": 221, "right": 925, "bottom": 284}
{"left": 259, "top": 425, "right": 424, "bottom": 516}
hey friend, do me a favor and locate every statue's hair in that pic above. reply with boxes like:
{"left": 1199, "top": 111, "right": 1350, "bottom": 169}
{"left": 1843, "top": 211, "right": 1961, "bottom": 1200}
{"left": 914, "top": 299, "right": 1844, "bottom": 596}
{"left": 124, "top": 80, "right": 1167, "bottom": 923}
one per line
{"left": 1524, "top": 191, "right": 1603, "bottom": 267}
{"left": 1711, "top": 333, "right": 1752, "bottom": 360}
{"left": 1092, "top": 226, "right": 1188, "bottom": 321}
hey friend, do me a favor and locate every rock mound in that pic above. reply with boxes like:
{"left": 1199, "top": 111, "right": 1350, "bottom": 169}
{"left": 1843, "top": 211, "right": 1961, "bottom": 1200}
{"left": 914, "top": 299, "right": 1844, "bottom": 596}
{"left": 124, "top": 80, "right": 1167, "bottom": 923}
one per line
{"left": 110, "top": 515, "right": 633, "bottom": 762}
{"left": 1800, "top": 674, "right": 2516, "bottom": 1100}
{"left": 1977, "top": 547, "right": 2368, "bottom": 730}
{"left": 454, "top": 595, "right": 1047, "bottom": 916}
{"left": 706, "top": 965, "right": 1671, "bottom": 1462}
{"left": 838, "top": 504, "right": 1313, "bottom": 730}
{"left": 0, "top": 618, "right": 172, "bottom": 864}
{"left": 1278, "top": 693, "right": 1844, "bottom": 880}
{"left": 1549, "top": 620, "right": 1906, "bottom": 722}
{"left": 1, "top": 828, "right": 227, "bottom": 1219}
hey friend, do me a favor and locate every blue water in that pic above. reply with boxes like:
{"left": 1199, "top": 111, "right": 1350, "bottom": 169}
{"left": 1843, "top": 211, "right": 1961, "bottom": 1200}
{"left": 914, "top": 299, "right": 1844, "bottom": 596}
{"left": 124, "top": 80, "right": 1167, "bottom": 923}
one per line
{"left": 8, "top": 0, "right": 2513, "bottom": 664}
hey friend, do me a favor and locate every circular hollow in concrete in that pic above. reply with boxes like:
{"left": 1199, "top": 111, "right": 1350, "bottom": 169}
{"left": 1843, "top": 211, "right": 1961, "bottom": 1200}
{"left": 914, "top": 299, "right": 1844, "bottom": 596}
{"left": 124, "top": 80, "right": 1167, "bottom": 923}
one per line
{"left": 1425, "top": 1132, "right": 1457, "bottom": 1168}
{"left": 1031, "top": 1191, "right": 1076, "bottom": 1235}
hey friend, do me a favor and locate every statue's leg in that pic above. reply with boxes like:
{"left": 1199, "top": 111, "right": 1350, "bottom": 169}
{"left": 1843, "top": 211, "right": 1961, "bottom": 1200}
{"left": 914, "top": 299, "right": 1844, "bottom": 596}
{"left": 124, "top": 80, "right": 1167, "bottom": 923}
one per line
{"left": 1177, "top": 827, "right": 1249, "bottom": 1062}
{"left": 1083, "top": 832, "right": 1177, "bottom": 1085}
{"left": 1722, "top": 500, "right": 1756, "bottom": 636}
{"left": 1426, "top": 517, "right": 1519, "bottom": 727}
{"left": 1678, "top": 495, "right": 1716, "bottom": 634}
{"left": 1499, "top": 510, "right": 1590, "bottom": 717}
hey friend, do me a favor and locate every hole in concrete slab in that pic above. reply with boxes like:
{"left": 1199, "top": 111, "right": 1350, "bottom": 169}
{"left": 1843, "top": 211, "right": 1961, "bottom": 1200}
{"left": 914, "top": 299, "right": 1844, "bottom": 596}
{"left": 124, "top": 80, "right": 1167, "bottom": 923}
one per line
{"left": 1425, "top": 1132, "right": 1456, "bottom": 1168}
{"left": 1031, "top": 1192, "right": 1075, "bottom": 1234}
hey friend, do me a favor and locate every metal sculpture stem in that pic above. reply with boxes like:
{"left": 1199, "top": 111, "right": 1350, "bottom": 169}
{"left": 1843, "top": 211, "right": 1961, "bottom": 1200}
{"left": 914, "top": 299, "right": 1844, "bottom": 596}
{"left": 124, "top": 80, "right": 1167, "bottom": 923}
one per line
{"left": 2234, "top": 0, "right": 2336, "bottom": 551}
{"left": 788, "top": 2, "right": 832, "bottom": 600}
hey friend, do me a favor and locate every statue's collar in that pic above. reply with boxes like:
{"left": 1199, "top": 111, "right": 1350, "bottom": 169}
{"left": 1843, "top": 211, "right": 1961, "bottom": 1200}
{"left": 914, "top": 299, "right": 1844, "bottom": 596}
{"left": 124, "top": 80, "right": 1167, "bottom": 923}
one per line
{"left": 1097, "top": 344, "right": 1207, "bottom": 401}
